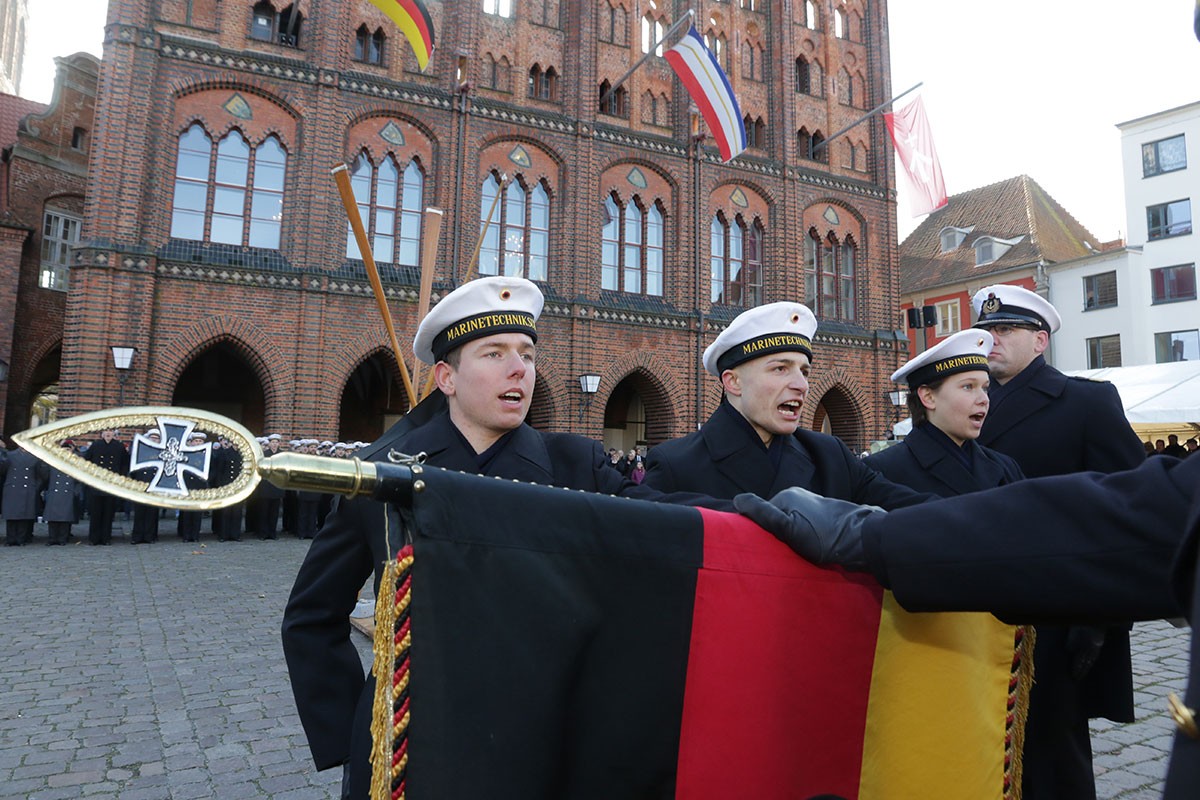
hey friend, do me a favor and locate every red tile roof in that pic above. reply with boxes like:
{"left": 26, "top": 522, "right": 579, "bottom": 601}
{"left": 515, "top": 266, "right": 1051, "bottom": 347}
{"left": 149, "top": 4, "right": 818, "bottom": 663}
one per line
{"left": 0, "top": 92, "right": 48, "bottom": 149}
{"left": 898, "top": 175, "right": 1099, "bottom": 293}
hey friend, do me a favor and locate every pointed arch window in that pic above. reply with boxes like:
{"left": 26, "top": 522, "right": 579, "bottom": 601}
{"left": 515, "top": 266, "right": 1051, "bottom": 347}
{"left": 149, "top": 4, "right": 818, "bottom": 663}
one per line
{"left": 170, "top": 124, "right": 289, "bottom": 249}
{"left": 602, "top": 193, "right": 665, "bottom": 296}
{"left": 354, "top": 25, "right": 385, "bottom": 64}
{"left": 804, "top": 0, "right": 819, "bottom": 29}
{"left": 600, "top": 2, "right": 628, "bottom": 44}
{"left": 483, "top": 0, "right": 513, "bottom": 18}
{"left": 641, "top": 14, "right": 665, "bottom": 55}
{"left": 803, "top": 228, "right": 856, "bottom": 320}
{"left": 344, "top": 152, "right": 424, "bottom": 266}
{"left": 480, "top": 173, "right": 550, "bottom": 281}
{"left": 711, "top": 213, "right": 763, "bottom": 307}
{"left": 528, "top": 65, "right": 558, "bottom": 101}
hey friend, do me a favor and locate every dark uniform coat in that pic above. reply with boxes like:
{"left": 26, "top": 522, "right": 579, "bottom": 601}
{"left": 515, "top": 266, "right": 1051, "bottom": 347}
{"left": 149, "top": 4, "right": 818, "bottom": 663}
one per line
{"left": 642, "top": 401, "right": 927, "bottom": 508}
{"left": 861, "top": 454, "right": 1199, "bottom": 800}
{"left": 864, "top": 423, "right": 1024, "bottom": 498}
{"left": 85, "top": 437, "right": 128, "bottom": 476}
{"left": 978, "top": 356, "right": 1146, "bottom": 798}
{"left": 2, "top": 448, "right": 48, "bottom": 520}
{"left": 42, "top": 468, "right": 80, "bottom": 523}
{"left": 282, "top": 405, "right": 634, "bottom": 797}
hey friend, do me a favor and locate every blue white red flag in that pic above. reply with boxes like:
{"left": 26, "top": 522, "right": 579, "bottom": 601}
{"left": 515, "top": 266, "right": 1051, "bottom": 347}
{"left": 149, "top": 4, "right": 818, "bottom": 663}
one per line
{"left": 665, "top": 26, "right": 747, "bottom": 162}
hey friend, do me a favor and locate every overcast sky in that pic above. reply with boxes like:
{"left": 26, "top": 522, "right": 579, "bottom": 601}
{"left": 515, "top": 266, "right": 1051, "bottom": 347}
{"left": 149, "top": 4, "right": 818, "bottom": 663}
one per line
{"left": 19, "top": 1, "right": 1200, "bottom": 245}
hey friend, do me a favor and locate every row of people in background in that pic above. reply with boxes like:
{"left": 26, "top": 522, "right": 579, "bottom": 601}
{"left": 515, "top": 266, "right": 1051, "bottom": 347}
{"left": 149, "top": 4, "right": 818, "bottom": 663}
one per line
{"left": 0, "top": 428, "right": 374, "bottom": 547}
{"left": 606, "top": 446, "right": 649, "bottom": 483}
{"left": 1147, "top": 435, "right": 1198, "bottom": 458}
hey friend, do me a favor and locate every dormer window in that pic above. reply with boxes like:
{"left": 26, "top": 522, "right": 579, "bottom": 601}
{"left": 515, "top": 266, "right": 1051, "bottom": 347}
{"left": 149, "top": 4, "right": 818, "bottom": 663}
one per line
{"left": 939, "top": 225, "right": 972, "bottom": 253}
{"left": 973, "top": 235, "right": 1023, "bottom": 266}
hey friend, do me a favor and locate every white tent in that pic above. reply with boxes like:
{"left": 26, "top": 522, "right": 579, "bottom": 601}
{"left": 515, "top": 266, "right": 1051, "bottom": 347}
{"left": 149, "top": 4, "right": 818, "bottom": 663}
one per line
{"left": 1066, "top": 361, "right": 1200, "bottom": 425}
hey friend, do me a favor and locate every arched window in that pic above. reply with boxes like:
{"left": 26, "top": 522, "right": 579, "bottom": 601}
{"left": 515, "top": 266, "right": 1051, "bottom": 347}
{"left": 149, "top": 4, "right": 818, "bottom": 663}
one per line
{"left": 835, "top": 7, "right": 849, "bottom": 39}
{"left": 838, "top": 68, "right": 852, "bottom": 106}
{"left": 803, "top": 228, "right": 856, "bottom": 320}
{"left": 711, "top": 213, "right": 763, "bottom": 307}
{"left": 484, "top": 54, "right": 511, "bottom": 91}
{"left": 251, "top": 1, "right": 302, "bottom": 47}
{"left": 743, "top": 116, "right": 766, "bottom": 149}
{"left": 704, "top": 31, "right": 727, "bottom": 68}
{"left": 479, "top": 173, "right": 550, "bottom": 281}
{"left": 795, "top": 57, "right": 811, "bottom": 94}
{"left": 528, "top": 65, "right": 558, "bottom": 101}
{"left": 345, "top": 152, "right": 424, "bottom": 266}
{"left": 171, "top": 124, "right": 290, "bottom": 249}
{"left": 810, "top": 130, "right": 827, "bottom": 163}
{"left": 641, "top": 14, "right": 665, "bottom": 55}
{"left": 804, "top": 0, "right": 818, "bottom": 29}
{"left": 599, "top": 80, "right": 629, "bottom": 117}
{"left": 483, "top": 0, "right": 513, "bottom": 18}
{"left": 601, "top": 194, "right": 664, "bottom": 296}
{"left": 354, "top": 25, "right": 385, "bottom": 64}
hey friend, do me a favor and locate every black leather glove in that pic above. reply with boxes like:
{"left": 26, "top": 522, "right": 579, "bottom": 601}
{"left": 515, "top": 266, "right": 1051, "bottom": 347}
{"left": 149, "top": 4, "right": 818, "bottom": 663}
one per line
{"left": 1066, "top": 625, "right": 1106, "bottom": 681}
{"left": 734, "top": 487, "right": 885, "bottom": 572}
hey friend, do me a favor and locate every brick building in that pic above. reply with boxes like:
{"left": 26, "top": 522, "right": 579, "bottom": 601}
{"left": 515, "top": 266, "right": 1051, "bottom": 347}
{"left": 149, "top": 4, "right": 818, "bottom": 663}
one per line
{"left": 35, "top": 0, "right": 907, "bottom": 452}
{"left": 897, "top": 175, "right": 1106, "bottom": 361}
{"left": 0, "top": 52, "right": 96, "bottom": 436}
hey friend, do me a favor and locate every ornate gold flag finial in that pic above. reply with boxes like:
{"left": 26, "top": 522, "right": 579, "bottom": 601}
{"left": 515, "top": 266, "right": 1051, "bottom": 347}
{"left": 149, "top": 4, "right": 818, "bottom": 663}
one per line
{"left": 13, "top": 407, "right": 420, "bottom": 510}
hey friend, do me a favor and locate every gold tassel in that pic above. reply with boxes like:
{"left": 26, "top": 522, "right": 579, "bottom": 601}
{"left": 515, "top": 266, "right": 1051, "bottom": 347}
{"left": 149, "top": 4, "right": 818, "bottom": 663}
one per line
{"left": 369, "top": 507, "right": 414, "bottom": 800}
{"left": 1004, "top": 624, "right": 1036, "bottom": 800}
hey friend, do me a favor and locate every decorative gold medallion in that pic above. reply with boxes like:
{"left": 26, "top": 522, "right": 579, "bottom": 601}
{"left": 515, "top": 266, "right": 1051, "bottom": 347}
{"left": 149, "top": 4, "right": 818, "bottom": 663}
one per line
{"left": 14, "top": 407, "right": 262, "bottom": 511}
{"left": 981, "top": 293, "right": 1002, "bottom": 315}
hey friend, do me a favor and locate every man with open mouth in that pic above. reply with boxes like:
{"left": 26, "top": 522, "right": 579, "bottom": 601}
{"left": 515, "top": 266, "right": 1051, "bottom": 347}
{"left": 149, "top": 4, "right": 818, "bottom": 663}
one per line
{"left": 641, "top": 301, "right": 924, "bottom": 511}
{"left": 282, "top": 275, "right": 658, "bottom": 799}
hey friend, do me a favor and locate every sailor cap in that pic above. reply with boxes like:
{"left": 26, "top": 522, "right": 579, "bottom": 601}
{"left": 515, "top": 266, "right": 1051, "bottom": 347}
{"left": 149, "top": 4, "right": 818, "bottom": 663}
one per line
{"left": 702, "top": 302, "right": 818, "bottom": 376}
{"left": 891, "top": 329, "right": 994, "bottom": 388}
{"left": 972, "top": 284, "right": 1061, "bottom": 334}
{"left": 414, "top": 276, "right": 543, "bottom": 365}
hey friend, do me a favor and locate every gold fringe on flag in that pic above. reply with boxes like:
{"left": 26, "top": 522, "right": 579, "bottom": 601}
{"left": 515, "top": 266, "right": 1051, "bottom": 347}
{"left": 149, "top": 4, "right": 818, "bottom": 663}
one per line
{"left": 1003, "top": 624, "right": 1036, "bottom": 800}
{"left": 370, "top": 544, "right": 414, "bottom": 800}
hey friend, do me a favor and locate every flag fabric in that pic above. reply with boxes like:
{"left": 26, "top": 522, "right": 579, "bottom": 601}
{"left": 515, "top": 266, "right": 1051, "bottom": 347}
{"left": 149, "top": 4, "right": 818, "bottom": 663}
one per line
{"left": 884, "top": 96, "right": 948, "bottom": 217}
{"left": 664, "top": 26, "right": 747, "bottom": 162}
{"left": 391, "top": 467, "right": 1027, "bottom": 799}
{"left": 369, "top": 0, "right": 435, "bottom": 71}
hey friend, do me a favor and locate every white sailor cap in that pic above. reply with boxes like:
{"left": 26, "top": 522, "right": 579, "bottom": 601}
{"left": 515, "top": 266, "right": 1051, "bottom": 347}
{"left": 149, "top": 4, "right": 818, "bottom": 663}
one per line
{"left": 413, "top": 276, "right": 543, "bottom": 365}
{"left": 267, "top": 433, "right": 282, "bottom": 441}
{"left": 188, "top": 432, "right": 209, "bottom": 442}
{"left": 971, "top": 284, "right": 1061, "bottom": 334}
{"left": 702, "top": 302, "right": 819, "bottom": 376}
{"left": 891, "top": 329, "right": 994, "bottom": 388}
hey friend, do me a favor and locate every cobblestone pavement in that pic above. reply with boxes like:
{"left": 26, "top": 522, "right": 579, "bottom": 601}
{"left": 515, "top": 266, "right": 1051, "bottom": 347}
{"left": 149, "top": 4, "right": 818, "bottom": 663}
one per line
{"left": 0, "top": 520, "right": 1189, "bottom": 799}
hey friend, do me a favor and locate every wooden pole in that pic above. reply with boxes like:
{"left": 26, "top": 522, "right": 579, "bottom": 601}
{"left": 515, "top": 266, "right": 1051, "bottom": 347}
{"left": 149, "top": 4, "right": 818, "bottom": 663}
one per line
{"left": 330, "top": 163, "right": 418, "bottom": 410}
{"left": 413, "top": 207, "right": 444, "bottom": 396}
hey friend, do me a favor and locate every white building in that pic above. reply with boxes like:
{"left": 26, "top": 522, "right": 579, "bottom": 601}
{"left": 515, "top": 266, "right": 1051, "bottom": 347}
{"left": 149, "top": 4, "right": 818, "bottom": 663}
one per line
{"left": 1050, "top": 100, "right": 1200, "bottom": 371}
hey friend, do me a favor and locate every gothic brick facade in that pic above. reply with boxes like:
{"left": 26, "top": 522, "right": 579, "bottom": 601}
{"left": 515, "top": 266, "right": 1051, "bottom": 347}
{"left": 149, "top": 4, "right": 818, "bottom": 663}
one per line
{"left": 37, "top": 0, "right": 907, "bottom": 452}
{"left": 0, "top": 53, "right": 95, "bottom": 436}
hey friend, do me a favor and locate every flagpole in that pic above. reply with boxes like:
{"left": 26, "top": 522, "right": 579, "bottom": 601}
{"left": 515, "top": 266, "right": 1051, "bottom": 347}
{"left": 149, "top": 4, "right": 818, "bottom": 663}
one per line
{"left": 599, "top": 9, "right": 694, "bottom": 107}
{"left": 811, "top": 81, "right": 922, "bottom": 156}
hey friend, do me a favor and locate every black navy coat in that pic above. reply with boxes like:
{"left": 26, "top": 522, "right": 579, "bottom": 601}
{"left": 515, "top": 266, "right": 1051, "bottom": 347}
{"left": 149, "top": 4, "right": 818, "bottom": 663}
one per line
{"left": 2, "top": 448, "right": 48, "bottom": 520}
{"left": 643, "top": 403, "right": 927, "bottom": 509}
{"left": 281, "top": 405, "right": 634, "bottom": 793}
{"left": 980, "top": 358, "right": 1145, "bottom": 724}
{"left": 864, "top": 424, "right": 1024, "bottom": 498}
{"left": 861, "top": 454, "right": 1199, "bottom": 800}
{"left": 85, "top": 437, "right": 128, "bottom": 476}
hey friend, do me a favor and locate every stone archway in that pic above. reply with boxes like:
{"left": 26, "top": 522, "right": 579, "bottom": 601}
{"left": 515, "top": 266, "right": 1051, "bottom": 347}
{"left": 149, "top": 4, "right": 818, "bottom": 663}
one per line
{"left": 172, "top": 342, "right": 266, "bottom": 432}
{"left": 27, "top": 345, "right": 62, "bottom": 428}
{"left": 339, "top": 349, "right": 409, "bottom": 442}
{"left": 601, "top": 367, "right": 675, "bottom": 450}
{"left": 809, "top": 384, "right": 866, "bottom": 454}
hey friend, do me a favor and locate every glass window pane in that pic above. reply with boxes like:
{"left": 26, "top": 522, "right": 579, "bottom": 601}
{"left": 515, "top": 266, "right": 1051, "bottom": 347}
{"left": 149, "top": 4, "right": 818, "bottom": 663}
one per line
{"left": 374, "top": 234, "right": 394, "bottom": 264}
{"left": 248, "top": 219, "right": 280, "bottom": 249}
{"left": 215, "top": 133, "right": 249, "bottom": 185}
{"left": 173, "top": 181, "right": 207, "bottom": 211}
{"left": 213, "top": 186, "right": 245, "bottom": 215}
{"left": 171, "top": 210, "right": 205, "bottom": 240}
{"left": 250, "top": 191, "right": 281, "bottom": 220}
{"left": 211, "top": 215, "right": 242, "bottom": 244}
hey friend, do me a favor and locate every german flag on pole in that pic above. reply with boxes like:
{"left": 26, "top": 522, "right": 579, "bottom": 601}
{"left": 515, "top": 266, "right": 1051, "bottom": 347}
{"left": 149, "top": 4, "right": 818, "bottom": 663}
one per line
{"left": 369, "top": 0, "right": 435, "bottom": 71}
{"left": 387, "top": 467, "right": 1028, "bottom": 799}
